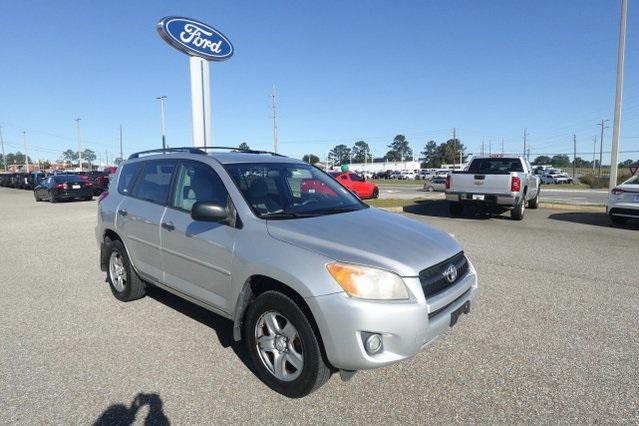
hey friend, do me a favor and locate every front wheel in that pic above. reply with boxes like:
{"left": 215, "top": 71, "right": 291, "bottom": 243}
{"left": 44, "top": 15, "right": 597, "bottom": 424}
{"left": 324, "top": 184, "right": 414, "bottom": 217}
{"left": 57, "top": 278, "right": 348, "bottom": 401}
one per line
{"left": 34, "top": 192, "right": 41, "bottom": 202}
{"left": 371, "top": 187, "right": 379, "bottom": 199}
{"left": 106, "top": 239, "right": 146, "bottom": 301}
{"left": 244, "top": 291, "right": 332, "bottom": 398}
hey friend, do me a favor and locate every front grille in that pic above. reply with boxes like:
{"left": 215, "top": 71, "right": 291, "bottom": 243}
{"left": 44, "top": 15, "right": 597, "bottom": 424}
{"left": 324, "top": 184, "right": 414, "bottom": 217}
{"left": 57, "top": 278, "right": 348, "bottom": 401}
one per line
{"left": 419, "top": 252, "right": 468, "bottom": 299}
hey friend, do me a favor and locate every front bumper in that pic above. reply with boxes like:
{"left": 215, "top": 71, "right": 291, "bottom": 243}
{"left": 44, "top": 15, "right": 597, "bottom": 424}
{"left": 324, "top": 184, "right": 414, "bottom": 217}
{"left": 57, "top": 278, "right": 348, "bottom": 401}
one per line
{"left": 446, "top": 191, "right": 519, "bottom": 207}
{"left": 306, "top": 264, "right": 479, "bottom": 371}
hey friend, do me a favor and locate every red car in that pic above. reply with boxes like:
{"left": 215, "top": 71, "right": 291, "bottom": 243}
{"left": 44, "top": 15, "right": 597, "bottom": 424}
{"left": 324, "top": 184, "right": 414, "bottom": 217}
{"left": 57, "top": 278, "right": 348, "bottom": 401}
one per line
{"left": 328, "top": 171, "right": 379, "bottom": 199}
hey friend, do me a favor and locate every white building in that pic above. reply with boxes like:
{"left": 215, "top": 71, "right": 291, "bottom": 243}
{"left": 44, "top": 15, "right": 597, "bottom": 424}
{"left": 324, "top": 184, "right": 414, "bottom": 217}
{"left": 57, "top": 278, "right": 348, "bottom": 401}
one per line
{"left": 328, "top": 160, "right": 421, "bottom": 173}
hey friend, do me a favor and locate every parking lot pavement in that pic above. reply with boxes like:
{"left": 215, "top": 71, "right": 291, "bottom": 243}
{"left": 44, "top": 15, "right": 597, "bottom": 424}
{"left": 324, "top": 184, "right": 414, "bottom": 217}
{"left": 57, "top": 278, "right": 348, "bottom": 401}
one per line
{"left": 1, "top": 187, "right": 638, "bottom": 424}
{"left": 378, "top": 182, "right": 609, "bottom": 205}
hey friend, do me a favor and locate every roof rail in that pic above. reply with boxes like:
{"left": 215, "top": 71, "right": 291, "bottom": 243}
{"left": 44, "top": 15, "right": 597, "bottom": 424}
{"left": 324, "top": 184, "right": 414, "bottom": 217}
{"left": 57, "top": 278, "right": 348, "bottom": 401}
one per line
{"left": 128, "top": 147, "right": 206, "bottom": 159}
{"left": 194, "top": 146, "right": 287, "bottom": 157}
{"left": 127, "top": 146, "right": 287, "bottom": 160}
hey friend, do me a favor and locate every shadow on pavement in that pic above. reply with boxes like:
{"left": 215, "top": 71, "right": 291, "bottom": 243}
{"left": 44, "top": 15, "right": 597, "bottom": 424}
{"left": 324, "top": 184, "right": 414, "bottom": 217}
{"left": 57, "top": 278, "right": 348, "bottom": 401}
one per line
{"left": 548, "top": 211, "right": 639, "bottom": 229}
{"left": 93, "top": 392, "right": 169, "bottom": 425}
{"left": 402, "top": 199, "right": 502, "bottom": 220}
{"left": 146, "top": 286, "right": 254, "bottom": 372}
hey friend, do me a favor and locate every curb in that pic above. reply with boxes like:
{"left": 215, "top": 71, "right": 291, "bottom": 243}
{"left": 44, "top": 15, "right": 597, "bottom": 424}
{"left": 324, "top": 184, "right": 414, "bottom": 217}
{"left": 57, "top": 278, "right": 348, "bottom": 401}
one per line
{"left": 538, "top": 202, "right": 605, "bottom": 212}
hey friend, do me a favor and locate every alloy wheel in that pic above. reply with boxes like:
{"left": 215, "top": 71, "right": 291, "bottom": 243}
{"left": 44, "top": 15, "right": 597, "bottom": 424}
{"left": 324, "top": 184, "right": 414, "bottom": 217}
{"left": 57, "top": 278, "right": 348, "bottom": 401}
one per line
{"left": 109, "top": 251, "right": 127, "bottom": 292}
{"left": 254, "top": 311, "right": 304, "bottom": 381}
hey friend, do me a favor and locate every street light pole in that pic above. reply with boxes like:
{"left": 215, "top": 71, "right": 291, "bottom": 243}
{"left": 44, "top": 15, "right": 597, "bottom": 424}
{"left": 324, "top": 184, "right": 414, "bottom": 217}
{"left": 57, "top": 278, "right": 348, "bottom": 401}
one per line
{"left": 74, "top": 118, "right": 82, "bottom": 172}
{"left": 157, "top": 96, "right": 167, "bottom": 150}
{"left": 119, "top": 124, "right": 123, "bottom": 164}
{"left": 609, "top": 0, "right": 628, "bottom": 191}
{"left": 0, "top": 126, "right": 6, "bottom": 171}
{"left": 22, "top": 131, "right": 29, "bottom": 173}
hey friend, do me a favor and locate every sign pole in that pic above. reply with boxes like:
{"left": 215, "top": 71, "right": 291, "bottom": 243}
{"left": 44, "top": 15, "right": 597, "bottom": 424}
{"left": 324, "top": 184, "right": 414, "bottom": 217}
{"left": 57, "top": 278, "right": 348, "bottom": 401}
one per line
{"left": 189, "top": 56, "right": 212, "bottom": 148}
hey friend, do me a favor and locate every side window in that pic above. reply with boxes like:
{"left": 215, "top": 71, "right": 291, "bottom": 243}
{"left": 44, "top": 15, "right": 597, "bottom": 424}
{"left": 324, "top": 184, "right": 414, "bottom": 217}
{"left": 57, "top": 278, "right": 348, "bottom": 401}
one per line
{"left": 117, "top": 162, "right": 143, "bottom": 195}
{"left": 171, "top": 161, "right": 228, "bottom": 212}
{"left": 132, "top": 160, "right": 177, "bottom": 205}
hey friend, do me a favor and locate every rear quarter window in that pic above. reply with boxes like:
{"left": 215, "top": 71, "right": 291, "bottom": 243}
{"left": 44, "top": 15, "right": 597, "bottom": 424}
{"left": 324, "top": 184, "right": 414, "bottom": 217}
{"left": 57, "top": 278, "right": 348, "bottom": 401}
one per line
{"left": 117, "top": 162, "right": 143, "bottom": 195}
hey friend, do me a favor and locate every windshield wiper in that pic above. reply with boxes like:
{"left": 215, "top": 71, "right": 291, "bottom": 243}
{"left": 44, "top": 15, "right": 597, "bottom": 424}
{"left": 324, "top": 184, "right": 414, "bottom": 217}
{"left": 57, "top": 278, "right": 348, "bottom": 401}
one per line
{"left": 259, "top": 211, "right": 317, "bottom": 219}
{"left": 304, "top": 206, "right": 362, "bottom": 216}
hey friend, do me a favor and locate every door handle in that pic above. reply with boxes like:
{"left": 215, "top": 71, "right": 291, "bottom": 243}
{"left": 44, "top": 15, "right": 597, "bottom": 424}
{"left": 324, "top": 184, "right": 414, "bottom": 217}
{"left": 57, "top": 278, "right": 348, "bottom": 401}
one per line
{"left": 161, "top": 221, "right": 175, "bottom": 231}
{"left": 118, "top": 208, "right": 128, "bottom": 216}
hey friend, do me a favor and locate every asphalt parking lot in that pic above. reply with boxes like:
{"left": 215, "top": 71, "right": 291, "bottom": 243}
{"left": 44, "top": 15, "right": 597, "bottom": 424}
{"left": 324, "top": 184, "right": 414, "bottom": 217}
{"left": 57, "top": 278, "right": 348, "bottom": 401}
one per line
{"left": 378, "top": 182, "right": 609, "bottom": 205}
{"left": 1, "top": 187, "right": 638, "bottom": 424}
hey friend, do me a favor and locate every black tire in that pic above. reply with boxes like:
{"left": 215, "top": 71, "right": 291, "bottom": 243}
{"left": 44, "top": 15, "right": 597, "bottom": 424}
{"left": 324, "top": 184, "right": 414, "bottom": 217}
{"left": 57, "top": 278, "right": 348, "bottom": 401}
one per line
{"left": 34, "top": 192, "right": 41, "bottom": 202}
{"left": 528, "top": 189, "right": 540, "bottom": 209}
{"left": 609, "top": 214, "right": 627, "bottom": 226}
{"left": 449, "top": 202, "right": 463, "bottom": 217}
{"left": 83, "top": 196, "right": 93, "bottom": 201}
{"left": 372, "top": 187, "right": 379, "bottom": 199}
{"left": 105, "top": 239, "right": 146, "bottom": 301}
{"left": 244, "top": 291, "right": 331, "bottom": 398}
{"left": 511, "top": 197, "right": 526, "bottom": 220}
{"left": 49, "top": 191, "right": 58, "bottom": 203}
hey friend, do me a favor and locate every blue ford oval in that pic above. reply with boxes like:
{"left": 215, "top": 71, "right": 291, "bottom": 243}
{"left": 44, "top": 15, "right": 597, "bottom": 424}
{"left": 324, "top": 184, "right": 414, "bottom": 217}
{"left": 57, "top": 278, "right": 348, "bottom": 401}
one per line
{"left": 157, "top": 17, "right": 234, "bottom": 61}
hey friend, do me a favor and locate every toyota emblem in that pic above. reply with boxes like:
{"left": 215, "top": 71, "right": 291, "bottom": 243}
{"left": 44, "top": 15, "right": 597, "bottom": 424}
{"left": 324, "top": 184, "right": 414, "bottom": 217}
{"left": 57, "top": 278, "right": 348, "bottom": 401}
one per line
{"left": 443, "top": 264, "right": 457, "bottom": 283}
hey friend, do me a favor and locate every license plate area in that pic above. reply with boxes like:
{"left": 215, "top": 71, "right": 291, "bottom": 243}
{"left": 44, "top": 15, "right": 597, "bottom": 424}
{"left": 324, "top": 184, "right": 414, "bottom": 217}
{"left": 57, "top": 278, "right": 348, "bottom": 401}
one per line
{"left": 72, "top": 184, "right": 81, "bottom": 189}
{"left": 471, "top": 194, "right": 484, "bottom": 201}
{"left": 450, "top": 301, "right": 471, "bottom": 327}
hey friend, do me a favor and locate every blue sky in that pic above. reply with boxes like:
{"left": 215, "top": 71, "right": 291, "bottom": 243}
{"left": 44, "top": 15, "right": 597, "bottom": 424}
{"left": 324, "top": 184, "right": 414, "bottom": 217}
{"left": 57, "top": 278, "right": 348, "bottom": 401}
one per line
{"left": 0, "top": 0, "right": 638, "bottom": 163}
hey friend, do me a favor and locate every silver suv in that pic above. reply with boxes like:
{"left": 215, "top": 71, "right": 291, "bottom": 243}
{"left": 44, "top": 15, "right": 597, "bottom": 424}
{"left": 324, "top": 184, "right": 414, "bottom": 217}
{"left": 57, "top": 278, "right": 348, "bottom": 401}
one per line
{"left": 96, "top": 147, "right": 478, "bottom": 397}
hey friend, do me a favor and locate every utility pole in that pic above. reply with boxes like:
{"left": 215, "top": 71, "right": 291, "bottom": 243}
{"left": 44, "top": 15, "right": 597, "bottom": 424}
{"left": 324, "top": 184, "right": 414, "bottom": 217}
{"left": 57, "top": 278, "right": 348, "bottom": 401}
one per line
{"left": 488, "top": 140, "right": 492, "bottom": 156}
{"left": 452, "top": 128, "right": 459, "bottom": 167}
{"left": 22, "top": 131, "right": 29, "bottom": 173}
{"left": 501, "top": 138, "right": 505, "bottom": 155}
{"left": 74, "top": 118, "right": 82, "bottom": 172}
{"left": 119, "top": 124, "right": 123, "bottom": 164}
{"left": 481, "top": 140, "right": 485, "bottom": 156}
{"left": 592, "top": 136, "right": 597, "bottom": 172}
{"left": 271, "top": 85, "right": 278, "bottom": 153}
{"left": 609, "top": 0, "right": 627, "bottom": 191}
{"left": 572, "top": 134, "right": 577, "bottom": 180}
{"left": 157, "top": 96, "right": 167, "bottom": 150}
{"left": 523, "top": 128, "right": 527, "bottom": 158}
{"left": 105, "top": 150, "right": 109, "bottom": 166}
{"left": 36, "top": 148, "right": 40, "bottom": 170}
{"left": 0, "top": 126, "right": 6, "bottom": 171}
{"left": 597, "top": 119, "right": 609, "bottom": 177}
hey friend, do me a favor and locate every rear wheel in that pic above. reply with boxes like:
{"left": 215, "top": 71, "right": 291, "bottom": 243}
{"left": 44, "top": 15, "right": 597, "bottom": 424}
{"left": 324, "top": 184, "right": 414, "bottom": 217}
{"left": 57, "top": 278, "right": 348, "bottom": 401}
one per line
{"left": 83, "top": 196, "right": 93, "bottom": 201}
{"left": 34, "top": 192, "right": 41, "bottom": 202}
{"left": 372, "top": 187, "right": 379, "bottom": 199}
{"left": 106, "top": 239, "right": 145, "bottom": 301}
{"left": 49, "top": 191, "right": 58, "bottom": 203}
{"left": 528, "top": 189, "right": 540, "bottom": 209}
{"left": 609, "top": 214, "right": 627, "bottom": 226}
{"left": 449, "top": 202, "right": 463, "bottom": 217}
{"left": 511, "top": 197, "right": 526, "bottom": 220}
{"left": 245, "top": 291, "right": 331, "bottom": 398}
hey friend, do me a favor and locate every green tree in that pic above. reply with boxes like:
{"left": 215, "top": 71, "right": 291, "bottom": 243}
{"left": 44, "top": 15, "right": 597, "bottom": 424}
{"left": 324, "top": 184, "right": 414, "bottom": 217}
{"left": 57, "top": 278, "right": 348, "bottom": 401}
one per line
{"left": 328, "top": 144, "right": 351, "bottom": 164}
{"left": 421, "top": 140, "right": 440, "bottom": 168}
{"left": 41, "top": 160, "right": 51, "bottom": 170}
{"left": 11, "top": 151, "right": 31, "bottom": 165}
{"left": 351, "top": 140, "right": 371, "bottom": 163}
{"left": 82, "top": 149, "right": 96, "bottom": 164}
{"left": 302, "top": 154, "right": 320, "bottom": 164}
{"left": 386, "top": 135, "right": 412, "bottom": 161}
{"left": 436, "top": 139, "right": 465, "bottom": 165}
{"left": 62, "top": 149, "right": 78, "bottom": 161}
{"left": 551, "top": 154, "right": 571, "bottom": 168}
{"left": 239, "top": 142, "right": 250, "bottom": 150}
{"left": 574, "top": 157, "right": 591, "bottom": 168}
{"left": 619, "top": 158, "right": 634, "bottom": 168}
{"left": 533, "top": 155, "right": 552, "bottom": 165}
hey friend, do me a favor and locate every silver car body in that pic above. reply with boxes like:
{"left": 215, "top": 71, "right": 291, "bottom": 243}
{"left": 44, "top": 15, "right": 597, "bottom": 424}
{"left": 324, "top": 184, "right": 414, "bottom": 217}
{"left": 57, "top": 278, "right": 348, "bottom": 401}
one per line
{"left": 97, "top": 151, "right": 478, "bottom": 371}
{"left": 607, "top": 175, "right": 639, "bottom": 221}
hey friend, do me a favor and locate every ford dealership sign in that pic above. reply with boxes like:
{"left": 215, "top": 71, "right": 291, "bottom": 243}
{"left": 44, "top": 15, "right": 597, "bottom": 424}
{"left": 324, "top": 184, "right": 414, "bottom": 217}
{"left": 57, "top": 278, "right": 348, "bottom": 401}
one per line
{"left": 157, "top": 17, "right": 233, "bottom": 61}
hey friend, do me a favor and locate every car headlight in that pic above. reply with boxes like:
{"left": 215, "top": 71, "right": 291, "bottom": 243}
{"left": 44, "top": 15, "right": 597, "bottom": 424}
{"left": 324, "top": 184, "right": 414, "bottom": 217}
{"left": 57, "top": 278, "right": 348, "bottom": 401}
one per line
{"left": 326, "top": 262, "right": 409, "bottom": 300}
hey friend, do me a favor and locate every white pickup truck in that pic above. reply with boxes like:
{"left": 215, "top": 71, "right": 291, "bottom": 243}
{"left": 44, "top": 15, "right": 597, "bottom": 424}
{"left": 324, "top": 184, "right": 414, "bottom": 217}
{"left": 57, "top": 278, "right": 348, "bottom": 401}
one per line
{"left": 445, "top": 156, "right": 540, "bottom": 220}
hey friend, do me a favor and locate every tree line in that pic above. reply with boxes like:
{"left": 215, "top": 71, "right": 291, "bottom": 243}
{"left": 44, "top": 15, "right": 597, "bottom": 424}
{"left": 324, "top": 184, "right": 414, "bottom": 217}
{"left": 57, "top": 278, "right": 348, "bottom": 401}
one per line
{"left": 532, "top": 155, "right": 635, "bottom": 169}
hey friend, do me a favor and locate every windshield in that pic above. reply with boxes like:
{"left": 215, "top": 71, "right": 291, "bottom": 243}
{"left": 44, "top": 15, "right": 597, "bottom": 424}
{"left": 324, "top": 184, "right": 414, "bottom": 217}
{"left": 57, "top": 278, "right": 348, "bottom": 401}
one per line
{"left": 467, "top": 158, "right": 524, "bottom": 173}
{"left": 224, "top": 163, "right": 366, "bottom": 219}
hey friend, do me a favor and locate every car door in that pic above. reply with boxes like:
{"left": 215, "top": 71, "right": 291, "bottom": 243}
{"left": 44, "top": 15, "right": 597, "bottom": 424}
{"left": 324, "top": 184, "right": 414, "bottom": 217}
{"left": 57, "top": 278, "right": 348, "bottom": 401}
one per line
{"left": 160, "top": 160, "right": 237, "bottom": 312}
{"left": 117, "top": 159, "right": 177, "bottom": 281}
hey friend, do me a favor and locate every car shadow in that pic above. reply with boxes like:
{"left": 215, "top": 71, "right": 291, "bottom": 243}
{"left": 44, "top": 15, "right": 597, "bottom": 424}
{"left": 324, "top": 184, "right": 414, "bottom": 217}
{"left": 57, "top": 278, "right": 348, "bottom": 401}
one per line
{"left": 402, "top": 200, "right": 507, "bottom": 221}
{"left": 145, "top": 286, "right": 254, "bottom": 373}
{"left": 548, "top": 211, "right": 639, "bottom": 229}
{"left": 93, "top": 392, "right": 169, "bottom": 425}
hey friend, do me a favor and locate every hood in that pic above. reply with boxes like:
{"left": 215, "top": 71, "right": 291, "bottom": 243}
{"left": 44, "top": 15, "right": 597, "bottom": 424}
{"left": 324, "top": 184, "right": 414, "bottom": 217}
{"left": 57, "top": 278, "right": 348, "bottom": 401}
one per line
{"left": 266, "top": 208, "right": 462, "bottom": 277}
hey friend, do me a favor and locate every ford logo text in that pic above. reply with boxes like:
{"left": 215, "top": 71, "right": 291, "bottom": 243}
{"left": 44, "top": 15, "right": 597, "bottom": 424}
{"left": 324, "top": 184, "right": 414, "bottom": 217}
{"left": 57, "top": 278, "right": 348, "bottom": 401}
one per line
{"left": 157, "top": 17, "right": 234, "bottom": 61}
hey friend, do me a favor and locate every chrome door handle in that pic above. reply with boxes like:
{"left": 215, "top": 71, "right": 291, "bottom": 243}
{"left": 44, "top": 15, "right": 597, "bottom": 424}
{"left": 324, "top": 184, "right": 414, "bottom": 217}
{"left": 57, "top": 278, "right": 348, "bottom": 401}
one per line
{"left": 161, "top": 221, "right": 175, "bottom": 231}
{"left": 118, "top": 208, "right": 128, "bottom": 216}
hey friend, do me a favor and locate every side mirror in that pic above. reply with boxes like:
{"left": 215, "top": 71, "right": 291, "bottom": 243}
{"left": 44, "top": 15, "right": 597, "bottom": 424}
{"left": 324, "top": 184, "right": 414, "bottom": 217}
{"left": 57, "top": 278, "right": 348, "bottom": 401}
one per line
{"left": 191, "top": 201, "right": 228, "bottom": 222}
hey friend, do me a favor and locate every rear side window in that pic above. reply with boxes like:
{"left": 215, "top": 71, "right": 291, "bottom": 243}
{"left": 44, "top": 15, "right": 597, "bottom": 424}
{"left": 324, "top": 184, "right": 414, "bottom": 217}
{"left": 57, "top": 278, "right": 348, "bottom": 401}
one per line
{"left": 132, "top": 160, "right": 177, "bottom": 205}
{"left": 117, "top": 163, "right": 143, "bottom": 195}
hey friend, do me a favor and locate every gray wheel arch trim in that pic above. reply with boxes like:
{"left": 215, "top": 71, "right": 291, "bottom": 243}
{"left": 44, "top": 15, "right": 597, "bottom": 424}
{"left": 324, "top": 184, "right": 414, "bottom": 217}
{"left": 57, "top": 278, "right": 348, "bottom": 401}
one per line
{"left": 232, "top": 279, "right": 255, "bottom": 341}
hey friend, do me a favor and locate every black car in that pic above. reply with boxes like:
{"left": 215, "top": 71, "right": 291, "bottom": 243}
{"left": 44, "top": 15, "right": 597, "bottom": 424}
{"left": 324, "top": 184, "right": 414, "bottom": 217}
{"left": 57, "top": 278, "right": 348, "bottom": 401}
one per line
{"left": 34, "top": 175, "right": 93, "bottom": 202}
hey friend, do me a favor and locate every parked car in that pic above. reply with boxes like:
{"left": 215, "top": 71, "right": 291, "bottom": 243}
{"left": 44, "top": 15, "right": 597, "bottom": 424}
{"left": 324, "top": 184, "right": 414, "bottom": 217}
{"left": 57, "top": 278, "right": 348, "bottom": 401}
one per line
{"left": 97, "top": 147, "right": 478, "bottom": 398}
{"left": 34, "top": 175, "right": 94, "bottom": 202}
{"left": 389, "top": 170, "right": 402, "bottom": 179}
{"left": 328, "top": 171, "right": 379, "bottom": 199}
{"left": 540, "top": 169, "right": 569, "bottom": 184}
{"left": 607, "top": 174, "right": 639, "bottom": 226}
{"left": 424, "top": 176, "right": 447, "bottom": 192}
{"left": 445, "top": 156, "right": 540, "bottom": 220}
{"left": 399, "top": 170, "right": 417, "bottom": 180}
{"left": 373, "top": 170, "right": 392, "bottom": 179}
{"left": 417, "top": 170, "right": 433, "bottom": 180}
{"left": 85, "top": 170, "right": 110, "bottom": 194}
